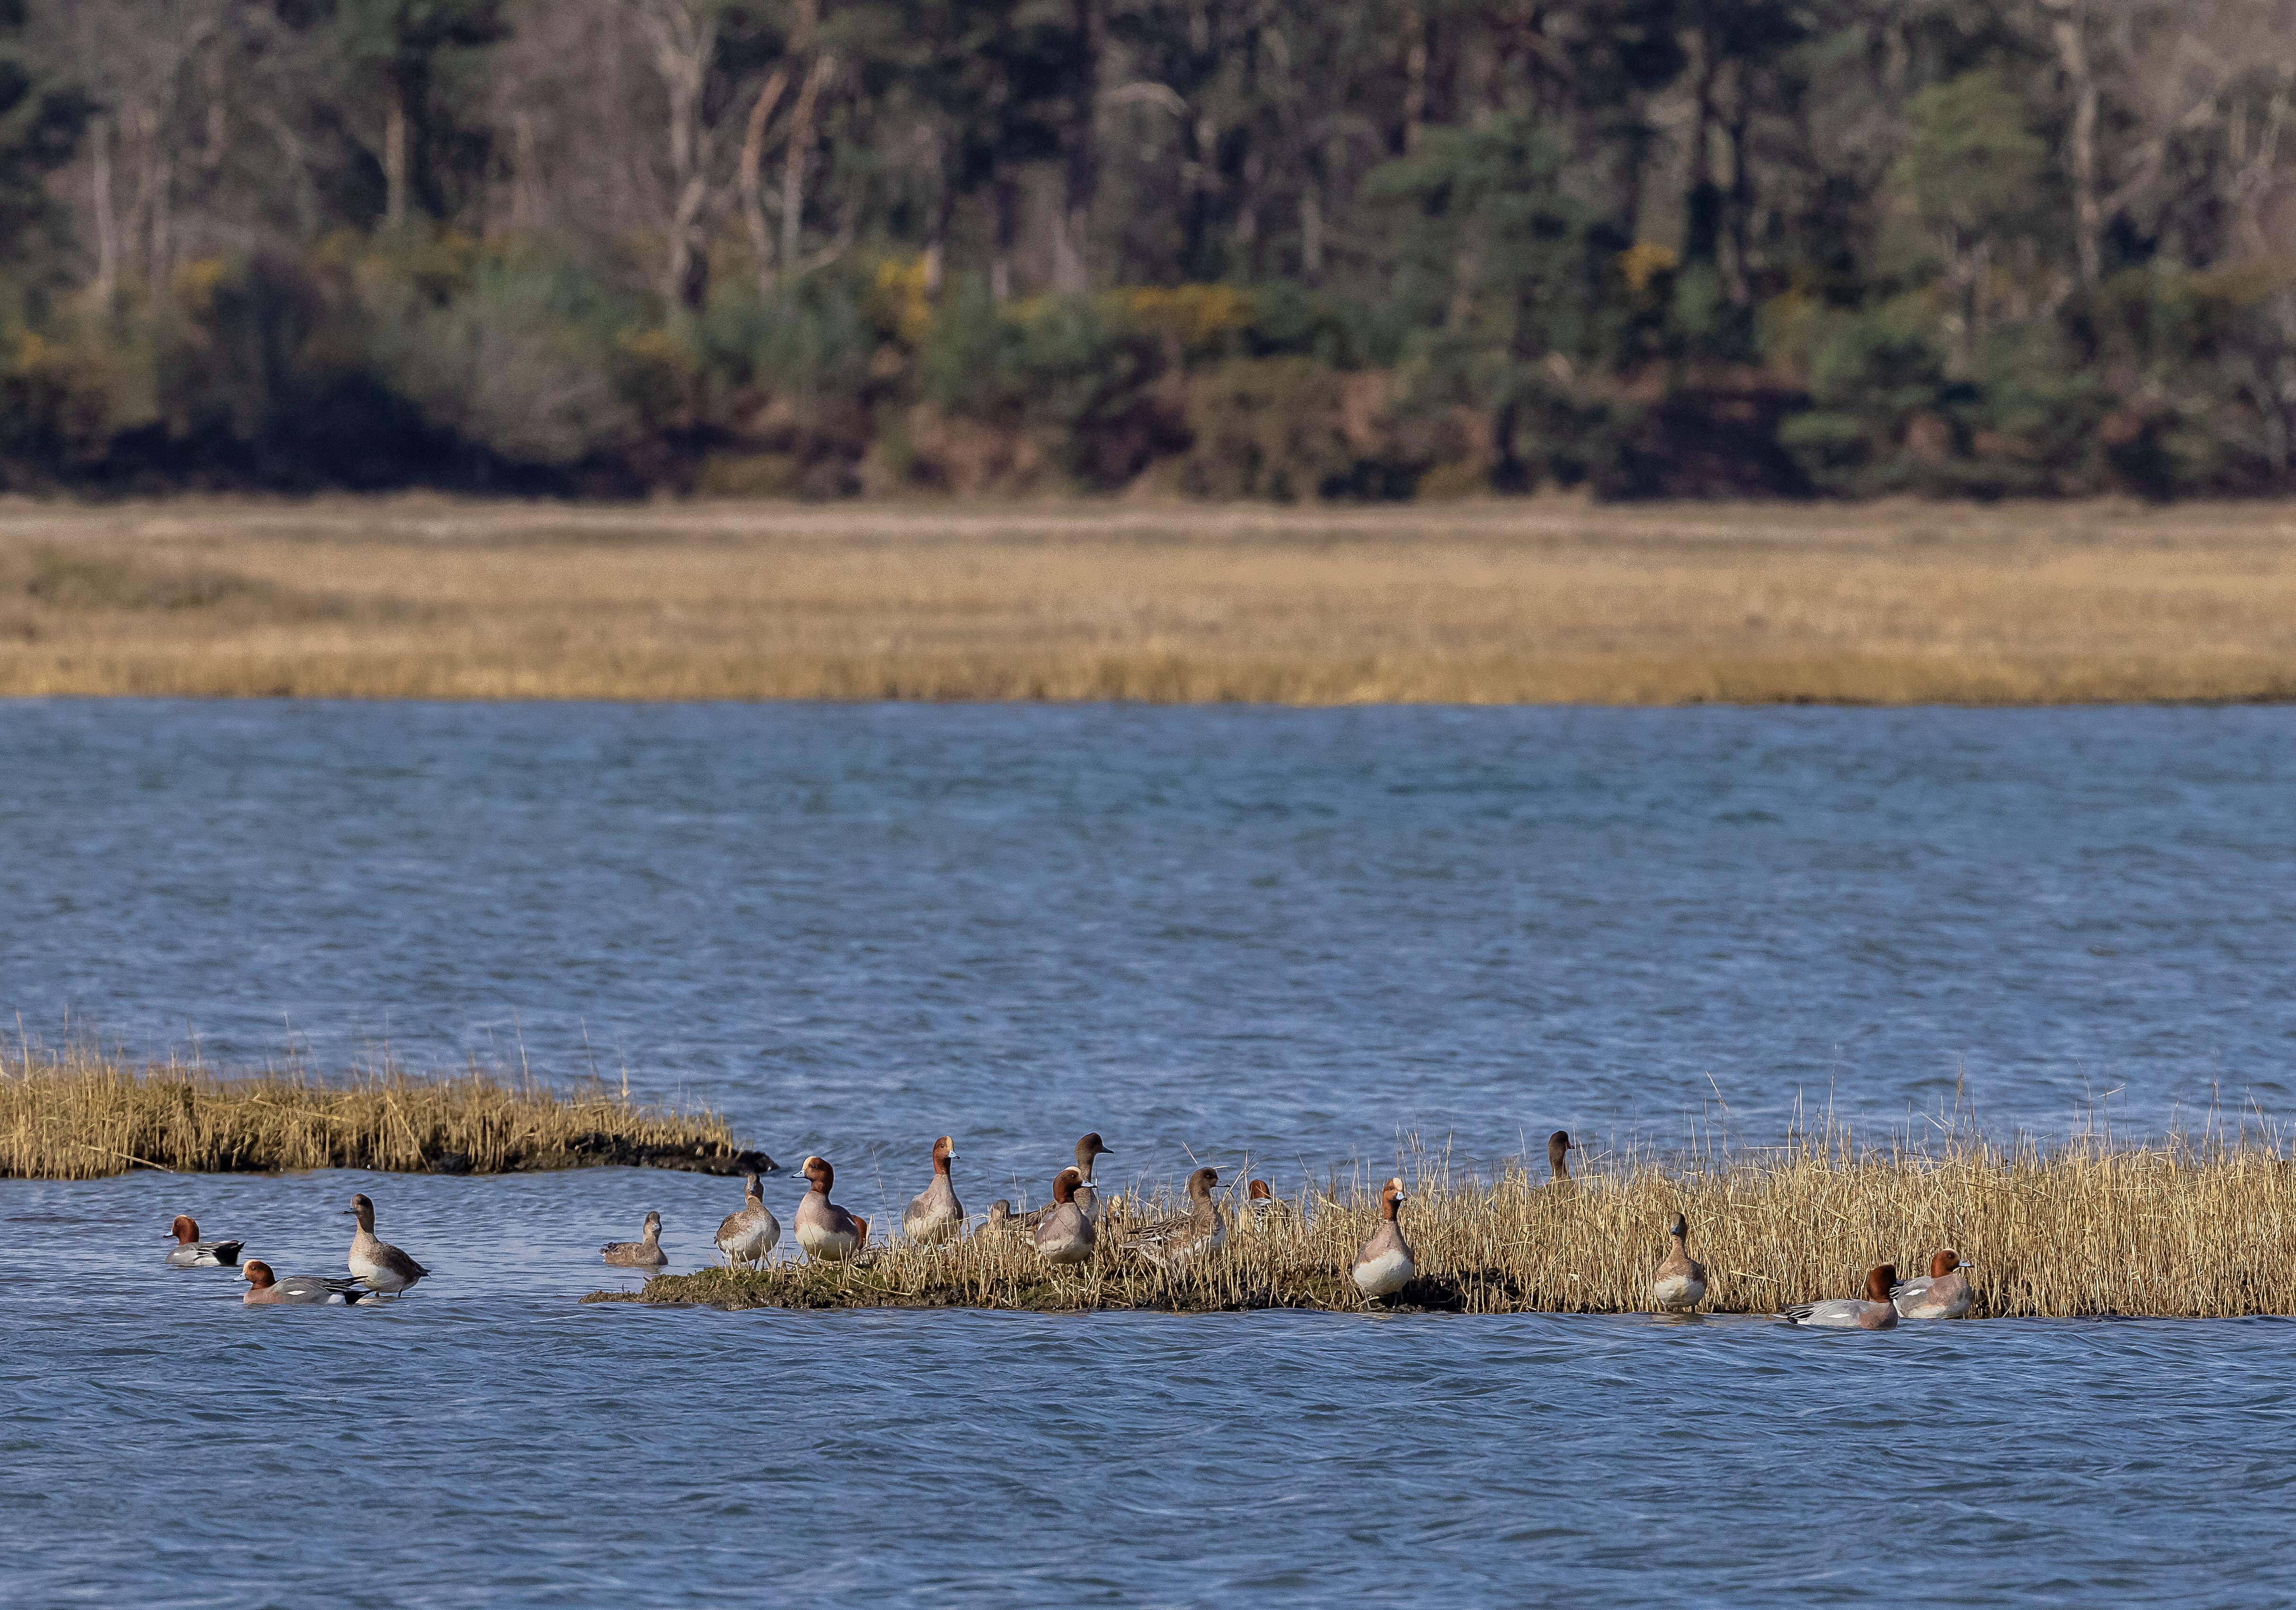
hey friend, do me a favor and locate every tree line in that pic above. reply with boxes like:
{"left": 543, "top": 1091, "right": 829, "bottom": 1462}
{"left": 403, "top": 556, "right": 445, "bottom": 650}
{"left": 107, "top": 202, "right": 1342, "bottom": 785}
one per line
{"left": 2, "top": 0, "right": 2294, "bottom": 499}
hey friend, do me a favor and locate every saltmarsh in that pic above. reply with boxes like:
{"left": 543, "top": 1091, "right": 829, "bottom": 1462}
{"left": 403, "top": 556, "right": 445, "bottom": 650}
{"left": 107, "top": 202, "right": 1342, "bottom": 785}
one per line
{"left": 0, "top": 1047, "right": 764, "bottom": 1179}
{"left": 597, "top": 1130, "right": 2296, "bottom": 1319}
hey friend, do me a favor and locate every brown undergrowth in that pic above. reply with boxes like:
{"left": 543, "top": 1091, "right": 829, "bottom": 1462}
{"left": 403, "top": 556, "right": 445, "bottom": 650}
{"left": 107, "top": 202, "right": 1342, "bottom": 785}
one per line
{"left": 9, "top": 497, "right": 2296, "bottom": 704}
{"left": 596, "top": 1127, "right": 2296, "bottom": 1318}
{"left": 0, "top": 1045, "right": 768, "bottom": 1179}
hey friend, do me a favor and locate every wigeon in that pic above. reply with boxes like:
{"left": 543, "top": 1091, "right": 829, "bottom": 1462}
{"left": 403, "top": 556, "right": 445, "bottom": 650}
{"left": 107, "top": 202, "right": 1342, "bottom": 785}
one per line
{"left": 602, "top": 1210, "right": 669, "bottom": 1268}
{"left": 1032, "top": 1166, "right": 1097, "bottom": 1267}
{"left": 165, "top": 1215, "right": 243, "bottom": 1268}
{"left": 1783, "top": 1266, "right": 1900, "bottom": 1329}
{"left": 1351, "top": 1177, "right": 1415, "bottom": 1300}
{"left": 242, "top": 1259, "right": 371, "bottom": 1305}
{"left": 1130, "top": 1166, "right": 1224, "bottom": 1268}
{"left": 794, "top": 1156, "right": 869, "bottom": 1262}
{"left": 715, "top": 1171, "right": 780, "bottom": 1267}
{"left": 1652, "top": 1212, "right": 1708, "bottom": 1312}
{"left": 346, "top": 1193, "right": 428, "bottom": 1294}
{"left": 1893, "top": 1250, "right": 1974, "bottom": 1319}
{"left": 902, "top": 1136, "right": 964, "bottom": 1245}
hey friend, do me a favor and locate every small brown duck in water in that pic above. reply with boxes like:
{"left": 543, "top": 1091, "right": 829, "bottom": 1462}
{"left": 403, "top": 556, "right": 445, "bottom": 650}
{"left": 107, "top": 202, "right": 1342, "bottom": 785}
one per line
{"left": 602, "top": 1210, "right": 669, "bottom": 1268}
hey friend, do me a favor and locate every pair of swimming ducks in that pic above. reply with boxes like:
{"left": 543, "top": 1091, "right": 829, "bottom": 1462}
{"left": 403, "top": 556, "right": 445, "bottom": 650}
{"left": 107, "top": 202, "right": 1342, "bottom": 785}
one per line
{"left": 165, "top": 1194, "right": 430, "bottom": 1305}
{"left": 612, "top": 1133, "right": 1247, "bottom": 1273}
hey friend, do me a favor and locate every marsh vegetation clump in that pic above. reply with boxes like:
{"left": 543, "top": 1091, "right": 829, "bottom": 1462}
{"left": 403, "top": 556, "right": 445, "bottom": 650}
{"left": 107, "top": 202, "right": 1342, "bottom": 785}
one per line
{"left": 597, "top": 1124, "right": 2296, "bottom": 1320}
{"left": 0, "top": 1045, "right": 762, "bottom": 1180}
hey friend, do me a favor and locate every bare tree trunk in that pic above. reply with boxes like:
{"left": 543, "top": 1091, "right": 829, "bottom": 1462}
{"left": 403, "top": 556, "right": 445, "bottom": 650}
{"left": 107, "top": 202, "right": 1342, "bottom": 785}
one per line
{"left": 385, "top": 77, "right": 409, "bottom": 227}
{"left": 1300, "top": 173, "right": 1323, "bottom": 279}
{"left": 1053, "top": 0, "right": 1104, "bottom": 296}
{"left": 91, "top": 116, "right": 117, "bottom": 308}
{"left": 990, "top": 163, "right": 1021, "bottom": 301}
{"left": 642, "top": 0, "right": 720, "bottom": 310}
{"left": 1400, "top": 0, "right": 1428, "bottom": 154}
{"left": 738, "top": 67, "right": 791, "bottom": 297}
{"left": 2042, "top": 0, "right": 2101, "bottom": 286}
{"left": 512, "top": 110, "right": 542, "bottom": 231}
{"left": 781, "top": 51, "right": 835, "bottom": 281}
{"left": 1724, "top": 84, "right": 1753, "bottom": 306}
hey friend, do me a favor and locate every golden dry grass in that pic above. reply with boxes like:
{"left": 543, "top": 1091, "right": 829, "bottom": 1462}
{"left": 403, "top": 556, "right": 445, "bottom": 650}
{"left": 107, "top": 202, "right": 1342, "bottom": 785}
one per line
{"left": 600, "top": 1130, "right": 2296, "bottom": 1319}
{"left": 8, "top": 495, "right": 2296, "bottom": 703}
{"left": 0, "top": 1046, "right": 761, "bottom": 1179}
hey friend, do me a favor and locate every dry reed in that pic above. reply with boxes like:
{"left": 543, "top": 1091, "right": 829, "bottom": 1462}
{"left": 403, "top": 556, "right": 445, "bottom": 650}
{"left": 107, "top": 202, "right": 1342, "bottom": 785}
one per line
{"left": 0, "top": 1045, "right": 763, "bottom": 1179}
{"left": 9, "top": 496, "right": 2296, "bottom": 704}
{"left": 598, "top": 1127, "right": 2296, "bottom": 1319}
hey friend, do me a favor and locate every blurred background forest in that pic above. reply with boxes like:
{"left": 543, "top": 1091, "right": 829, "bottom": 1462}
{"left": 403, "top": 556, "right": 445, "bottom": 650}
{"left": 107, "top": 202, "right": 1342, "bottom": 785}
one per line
{"left": 3, "top": 0, "right": 2296, "bottom": 500}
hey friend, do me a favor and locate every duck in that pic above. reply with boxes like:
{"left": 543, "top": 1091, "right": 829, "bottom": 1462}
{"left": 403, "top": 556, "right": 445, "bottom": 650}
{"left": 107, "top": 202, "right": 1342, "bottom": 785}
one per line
{"left": 1351, "top": 1176, "right": 1415, "bottom": 1300}
{"left": 164, "top": 1214, "right": 243, "bottom": 1268}
{"left": 1547, "top": 1130, "right": 1576, "bottom": 1183}
{"left": 1005, "top": 1133, "right": 1115, "bottom": 1233}
{"left": 794, "top": 1155, "right": 869, "bottom": 1262}
{"left": 1783, "top": 1265, "right": 1900, "bottom": 1329}
{"left": 602, "top": 1210, "right": 669, "bottom": 1268}
{"left": 715, "top": 1171, "right": 780, "bottom": 1267}
{"left": 1241, "top": 1178, "right": 1292, "bottom": 1226}
{"left": 1032, "top": 1166, "right": 1097, "bottom": 1267}
{"left": 1130, "top": 1166, "right": 1224, "bottom": 1268}
{"left": 1652, "top": 1211, "right": 1707, "bottom": 1312}
{"left": 242, "top": 1260, "right": 372, "bottom": 1306}
{"left": 346, "top": 1192, "right": 429, "bottom": 1294}
{"left": 1892, "top": 1249, "right": 1974, "bottom": 1319}
{"left": 981, "top": 1199, "right": 1016, "bottom": 1236}
{"left": 903, "top": 1136, "right": 964, "bottom": 1245}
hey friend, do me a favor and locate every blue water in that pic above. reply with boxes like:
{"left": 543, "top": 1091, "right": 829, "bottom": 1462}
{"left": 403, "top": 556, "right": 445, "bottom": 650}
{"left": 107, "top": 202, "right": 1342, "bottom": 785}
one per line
{"left": 4, "top": 700, "right": 2295, "bottom": 1605}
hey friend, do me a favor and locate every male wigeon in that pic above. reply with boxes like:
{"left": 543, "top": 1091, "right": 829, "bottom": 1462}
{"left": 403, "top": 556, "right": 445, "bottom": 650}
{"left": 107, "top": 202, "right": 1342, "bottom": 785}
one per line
{"left": 165, "top": 1215, "right": 243, "bottom": 1268}
{"left": 1893, "top": 1250, "right": 1974, "bottom": 1319}
{"left": 1032, "top": 1166, "right": 1097, "bottom": 1267}
{"left": 903, "top": 1136, "right": 964, "bottom": 1245}
{"left": 243, "top": 1259, "right": 370, "bottom": 1305}
{"left": 794, "top": 1156, "right": 869, "bottom": 1262}
{"left": 1008, "top": 1135, "right": 1114, "bottom": 1232}
{"left": 1351, "top": 1177, "right": 1414, "bottom": 1300}
{"left": 1783, "top": 1266, "right": 1900, "bottom": 1329}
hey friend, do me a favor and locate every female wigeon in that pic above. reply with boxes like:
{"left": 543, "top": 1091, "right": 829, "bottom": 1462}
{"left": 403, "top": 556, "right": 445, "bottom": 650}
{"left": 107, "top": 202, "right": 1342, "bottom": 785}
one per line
{"left": 164, "top": 1215, "right": 243, "bottom": 1268}
{"left": 1032, "top": 1167, "right": 1096, "bottom": 1267}
{"left": 1783, "top": 1266, "right": 1900, "bottom": 1329}
{"left": 715, "top": 1171, "right": 780, "bottom": 1267}
{"left": 794, "top": 1156, "right": 869, "bottom": 1262}
{"left": 346, "top": 1193, "right": 429, "bottom": 1294}
{"left": 1548, "top": 1131, "right": 1575, "bottom": 1183}
{"left": 602, "top": 1210, "right": 669, "bottom": 1268}
{"left": 1351, "top": 1176, "right": 1414, "bottom": 1300}
{"left": 903, "top": 1136, "right": 964, "bottom": 1245}
{"left": 1130, "top": 1166, "right": 1224, "bottom": 1268}
{"left": 1893, "top": 1250, "right": 1974, "bottom": 1319}
{"left": 242, "top": 1259, "right": 371, "bottom": 1305}
{"left": 1652, "top": 1211, "right": 1707, "bottom": 1312}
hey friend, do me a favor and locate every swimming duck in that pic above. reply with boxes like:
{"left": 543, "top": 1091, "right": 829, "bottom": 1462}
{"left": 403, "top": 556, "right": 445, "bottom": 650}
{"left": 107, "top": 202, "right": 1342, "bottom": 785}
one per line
{"left": 1032, "top": 1166, "right": 1097, "bottom": 1267}
{"left": 1351, "top": 1177, "right": 1414, "bottom": 1300}
{"left": 1130, "top": 1166, "right": 1224, "bottom": 1268}
{"left": 164, "top": 1215, "right": 243, "bottom": 1268}
{"left": 242, "top": 1260, "right": 372, "bottom": 1306}
{"left": 715, "top": 1171, "right": 780, "bottom": 1267}
{"left": 602, "top": 1210, "right": 669, "bottom": 1268}
{"left": 346, "top": 1193, "right": 429, "bottom": 1294}
{"left": 794, "top": 1156, "right": 869, "bottom": 1263}
{"left": 903, "top": 1136, "right": 964, "bottom": 1245}
{"left": 1892, "top": 1250, "right": 1974, "bottom": 1319}
{"left": 1005, "top": 1134, "right": 1115, "bottom": 1233}
{"left": 1783, "top": 1265, "right": 1900, "bottom": 1329}
{"left": 1652, "top": 1212, "right": 1707, "bottom": 1312}
{"left": 1548, "top": 1130, "right": 1576, "bottom": 1183}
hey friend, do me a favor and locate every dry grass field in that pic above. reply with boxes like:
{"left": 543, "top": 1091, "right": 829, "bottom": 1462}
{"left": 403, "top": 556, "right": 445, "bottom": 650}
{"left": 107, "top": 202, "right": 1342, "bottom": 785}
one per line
{"left": 602, "top": 1127, "right": 2296, "bottom": 1319}
{"left": 0, "top": 1047, "right": 764, "bottom": 1180}
{"left": 6, "top": 496, "right": 2296, "bottom": 703}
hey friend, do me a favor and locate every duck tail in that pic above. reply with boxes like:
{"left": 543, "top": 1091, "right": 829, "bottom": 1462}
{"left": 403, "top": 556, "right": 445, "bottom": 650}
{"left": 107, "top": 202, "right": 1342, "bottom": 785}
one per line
{"left": 1780, "top": 1304, "right": 1815, "bottom": 1325}
{"left": 855, "top": 1216, "right": 870, "bottom": 1249}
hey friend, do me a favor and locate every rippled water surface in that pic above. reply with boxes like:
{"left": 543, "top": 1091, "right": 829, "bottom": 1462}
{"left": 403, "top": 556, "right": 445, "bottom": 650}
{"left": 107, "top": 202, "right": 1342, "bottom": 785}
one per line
{"left": 5, "top": 700, "right": 2295, "bottom": 1605}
